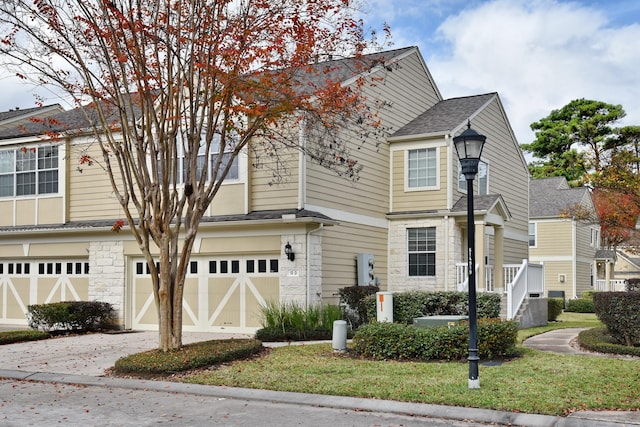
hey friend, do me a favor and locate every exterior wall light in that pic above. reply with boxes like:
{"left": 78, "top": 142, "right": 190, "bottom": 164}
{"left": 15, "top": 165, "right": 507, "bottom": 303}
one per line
{"left": 284, "top": 242, "right": 295, "bottom": 262}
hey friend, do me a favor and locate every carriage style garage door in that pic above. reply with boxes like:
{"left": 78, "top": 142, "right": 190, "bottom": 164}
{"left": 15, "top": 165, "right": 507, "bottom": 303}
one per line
{"left": 0, "top": 260, "right": 90, "bottom": 325}
{"left": 131, "top": 255, "right": 280, "bottom": 333}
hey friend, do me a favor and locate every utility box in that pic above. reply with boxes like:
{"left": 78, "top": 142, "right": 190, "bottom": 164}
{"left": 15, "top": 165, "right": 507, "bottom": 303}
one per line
{"left": 413, "top": 315, "right": 468, "bottom": 329}
{"left": 356, "top": 253, "right": 375, "bottom": 286}
{"left": 376, "top": 291, "right": 393, "bottom": 323}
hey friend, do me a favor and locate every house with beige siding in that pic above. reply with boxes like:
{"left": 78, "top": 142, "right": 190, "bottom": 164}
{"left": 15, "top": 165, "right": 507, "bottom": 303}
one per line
{"left": 0, "top": 46, "right": 532, "bottom": 333}
{"left": 529, "top": 177, "right": 600, "bottom": 299}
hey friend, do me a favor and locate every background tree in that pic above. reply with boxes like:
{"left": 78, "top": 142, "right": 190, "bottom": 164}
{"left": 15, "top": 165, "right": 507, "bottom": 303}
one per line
{"left": 0, "top": 0, "right": 390, "bottom": 350}
{"left": 521, "top": 98, "right": 626, "bottom": 183}
{"left": 525, "top": 99, "right": 640, "bottom": 250}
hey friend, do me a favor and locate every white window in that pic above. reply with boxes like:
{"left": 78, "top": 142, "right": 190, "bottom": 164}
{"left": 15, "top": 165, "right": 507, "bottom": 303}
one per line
{"left": 459, "top": 160, "right": 488, "bottom": 195}
{"left": 159, "top": 133, "right": 239, "bottom": 184}
{"left": 528, "top": 222, "right": 537, "bottom": 247}
{"left": 0, "top": 146, "right": 59, "bottom": 197}
{"left": 591, "top": 228, "right": 600, "bottom": 248}
{"left": 408, "top": 227, "right": 436, "bottom": 276}
{"left": 407, "top": 148, "right": 438, "bottom": 189}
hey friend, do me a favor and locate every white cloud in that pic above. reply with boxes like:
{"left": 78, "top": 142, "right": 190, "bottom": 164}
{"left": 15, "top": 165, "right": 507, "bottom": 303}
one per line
{"left": 427, "top": 0, "right": 640, "bottom": 145}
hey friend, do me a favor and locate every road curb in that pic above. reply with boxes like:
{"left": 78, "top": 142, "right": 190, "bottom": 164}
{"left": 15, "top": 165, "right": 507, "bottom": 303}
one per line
{"left": 0, "top": 369, "right": 631, "bottom": 427}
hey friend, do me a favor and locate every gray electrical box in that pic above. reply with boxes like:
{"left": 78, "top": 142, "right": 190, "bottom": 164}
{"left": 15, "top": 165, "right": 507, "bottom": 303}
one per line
{"left": 356, "top": 253, "right": 375, "bottom": 286}
{"left": 413, "top": 315, "right": 468, "bottom": 329}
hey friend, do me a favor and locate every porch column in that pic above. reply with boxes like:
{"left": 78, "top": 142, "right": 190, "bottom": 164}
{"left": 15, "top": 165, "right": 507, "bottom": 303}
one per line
{"left": 494, "top": 226, "right": 504, "bottom": 293}
{"left": 475, "top": 221, "right": 485, "bottom": 291}
{"left": 605, "top": 261, "right": 611, "bottom": 291}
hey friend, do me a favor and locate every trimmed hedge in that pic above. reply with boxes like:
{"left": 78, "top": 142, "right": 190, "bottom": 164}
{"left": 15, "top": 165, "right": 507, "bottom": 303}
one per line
{"left": 256, "top": 326, "right": 334, "bottom": 342}
{"left": 578, "top": 327, "right": 640, "bottom": 357}
{"left": 352, "top": 318, "right": 518, "bottom": 361}
{"left": 363, "top": 291, "right": 501, "bottom": 324}
{"left": 27, "top": 301, "right": 114, "bottom": 332}
{"left": 593, "top": 291, "right": 640, "bottom": 346}
{"left": 548, "top": 298, "right": 564, "bottom": 321}
{"left": 565, "top": 298, "right": 595, "bottom": 313}
{"left": 0, "top": 329, "right": 51, "bottom": 345}
{"left": 114, "top": 339, "right": 263, "bottom": 374}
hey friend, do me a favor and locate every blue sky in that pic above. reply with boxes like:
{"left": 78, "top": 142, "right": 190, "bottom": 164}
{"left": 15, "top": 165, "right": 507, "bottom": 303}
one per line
{"left": 358, "top": 0, "right": 640, "bottom": 144}
{"left": 1, "top": 0, "right": 639, "bottom": 147}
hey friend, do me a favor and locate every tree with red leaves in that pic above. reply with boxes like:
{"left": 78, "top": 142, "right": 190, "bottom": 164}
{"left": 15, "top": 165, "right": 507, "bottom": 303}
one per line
{"left": 0, "top": 0, "right": 390, "bottom": 350}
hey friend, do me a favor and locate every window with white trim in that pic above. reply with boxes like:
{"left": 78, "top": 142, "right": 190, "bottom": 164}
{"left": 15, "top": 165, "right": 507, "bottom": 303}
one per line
{"left": 0, "top": 145, "right": 59, "bottom": 197}
{"left": 591, "top": 228, "right": 600, "bottom": 248}
{"left": 407, "top": 148, "right": 438, "bottom": 189}
{"left": 528, "top": 222, "right": 537, "bottom": 247}
{"left": 458, "top": 160, "right": 488, "bottom": 195}
{"left": 408, "top": 227, "right": 436, "bottom": 276}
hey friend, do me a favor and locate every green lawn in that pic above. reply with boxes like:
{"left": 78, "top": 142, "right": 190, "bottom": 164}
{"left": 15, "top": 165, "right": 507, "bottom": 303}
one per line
{"left": 181, "top": 313, "right": 640, "bottom": 416}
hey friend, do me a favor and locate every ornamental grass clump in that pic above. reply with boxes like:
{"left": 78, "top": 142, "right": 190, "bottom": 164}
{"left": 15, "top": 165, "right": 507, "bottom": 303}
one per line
{"left": 256, "top": 301, "right": 344, "bottom": 341}
{"left": 114, "top": 339, "right": 263, "bottom": 374}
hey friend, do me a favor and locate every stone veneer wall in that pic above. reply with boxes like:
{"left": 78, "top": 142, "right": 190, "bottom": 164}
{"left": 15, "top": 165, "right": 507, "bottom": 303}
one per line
{"left": 388, "top": 217, "right": 461, "bottom": 292}
{"left": 88, "top": 240, "right": 126, "bottom": 327}
{"left": 279, "top": 233, "right": 323, "bottom": 307}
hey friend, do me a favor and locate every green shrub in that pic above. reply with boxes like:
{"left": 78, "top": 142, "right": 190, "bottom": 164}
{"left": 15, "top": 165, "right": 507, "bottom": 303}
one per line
{"left": 114, "top": 339, "right": 263, "bottom": 374}
{"left": 363, "top": 291, "right": 501, "bottom": 324}
{"left": 27, "top": 301, "right": 114, "bottom": 332}
{"left": 352, "top": 319, "right": 518, "bottom": 361}
{"left": 581, "top": 290, "right": 595, "bottom": 300}
{"left": 626, "top": 278, "right": 640, "bottom": 292}
{"left": 337, "top": 285, "right": 379, "bottom": 326}
{"left": 593, "top": 291, "right": 640, "bottom": 346}
{"left": 0, "top": 329, "right": 51, "bottom": 345}
{"left": 578, "top": 327, "right": 640, "bottom": 357}
{"left": 565, "top": 298, "right": 595, "bottom": 313}
{"left": 257, "top": 301, "right": 343, "bottom": 341}
{"left": 547, "top": 298, "right": 564, "bottom": 321}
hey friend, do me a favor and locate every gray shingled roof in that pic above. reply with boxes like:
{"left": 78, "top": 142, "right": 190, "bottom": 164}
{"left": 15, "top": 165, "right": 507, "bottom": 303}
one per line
{"left": 0, "top": 209, "right": 335, "bottom": 233}
{"left": 451, "top": 194, "right": 509, "bottom": 215}
{"left": 0, "top": 48, "right": 417, "bottom": 140}
{"left": 530, "top": 177, "right": 590, "bottom": 218}
{"left": 292, "top": 46, "right": 416, "bottom": 92}
{"left": 0, "top": 105, "right": 55, "bottom": 122}
{"left": 392, "top": 93, "right": 496, "bottom": 137}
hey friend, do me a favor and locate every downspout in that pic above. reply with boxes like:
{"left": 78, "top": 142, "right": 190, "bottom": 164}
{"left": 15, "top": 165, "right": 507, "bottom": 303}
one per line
{"left": 572, "top": 219, "right": 577, "bottom": 298}
{"left": 444, "top": 215, "right": 449, "bottom": 291}
{"left": 298, "top": 114, "right": 307, "bottom": 210}
{"left": 307, "top": 223, "right": 324, "bottom": 308}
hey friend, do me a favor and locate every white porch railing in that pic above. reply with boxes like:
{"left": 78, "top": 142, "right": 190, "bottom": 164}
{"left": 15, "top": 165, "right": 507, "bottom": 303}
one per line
{"left": 594, "top": 279, "right": 627, "bottom": 292}
{"left": 506, "top": 260, "right": 545, "bottom": 320}
{"left": 455, "top": 263, "right": 523, "bottom": 292}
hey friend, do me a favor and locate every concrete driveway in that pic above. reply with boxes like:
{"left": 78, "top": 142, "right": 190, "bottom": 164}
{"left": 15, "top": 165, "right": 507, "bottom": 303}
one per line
{"left": 0, "top": 329, "right": 252, "bottom": 376}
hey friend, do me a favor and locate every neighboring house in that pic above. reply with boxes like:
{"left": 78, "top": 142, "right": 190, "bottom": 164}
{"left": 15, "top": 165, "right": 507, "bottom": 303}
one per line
{"left": 529, "top": 177, "right": 600, "bottom": 299}
{"left": 0, "top": 46, "right": 531, "bottom": 333}
{"left": 612, "top": 249, "right": 640, "bottom": 282}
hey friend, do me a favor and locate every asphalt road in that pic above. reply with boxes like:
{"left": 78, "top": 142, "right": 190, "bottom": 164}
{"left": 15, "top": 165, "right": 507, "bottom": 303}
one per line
{"left": 0, "top": 379, "right": 492, "bottom": 427}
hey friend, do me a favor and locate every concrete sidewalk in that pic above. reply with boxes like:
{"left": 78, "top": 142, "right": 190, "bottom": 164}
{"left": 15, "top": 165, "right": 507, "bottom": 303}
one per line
{"left": 0, "top": 327, "right": 639, "bottom": 426}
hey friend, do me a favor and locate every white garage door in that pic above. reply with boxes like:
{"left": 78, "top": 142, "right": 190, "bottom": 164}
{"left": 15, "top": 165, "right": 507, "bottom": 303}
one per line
{"left": 131, "top": 255, "right": 280, "bottom": 333}
{"left": 0, "top": 260, "right": 90, "bottom": 325}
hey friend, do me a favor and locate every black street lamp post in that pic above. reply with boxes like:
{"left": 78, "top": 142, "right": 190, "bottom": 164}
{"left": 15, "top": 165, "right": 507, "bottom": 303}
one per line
{"left": 453, "top": 121, "right": 486, "bottom": 390}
